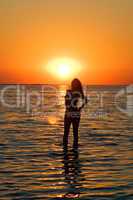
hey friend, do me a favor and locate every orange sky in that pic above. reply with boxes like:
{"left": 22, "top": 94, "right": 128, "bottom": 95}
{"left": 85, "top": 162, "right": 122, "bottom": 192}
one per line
{"left": 0, "top": 0, "right": 133, "bottom": 84}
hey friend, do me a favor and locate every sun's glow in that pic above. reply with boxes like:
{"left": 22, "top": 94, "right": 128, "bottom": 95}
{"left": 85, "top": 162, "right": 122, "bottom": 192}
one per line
{"left": 46, "top": 57, "right": 82, "bottom": 80}
{"left": 58, "top": 63, "right": 70, "bottom": 77}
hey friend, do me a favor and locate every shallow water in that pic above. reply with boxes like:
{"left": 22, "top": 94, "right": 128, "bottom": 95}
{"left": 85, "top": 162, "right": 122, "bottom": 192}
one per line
{"left": 0, "top": 85, "right": 133, "bottom": 199}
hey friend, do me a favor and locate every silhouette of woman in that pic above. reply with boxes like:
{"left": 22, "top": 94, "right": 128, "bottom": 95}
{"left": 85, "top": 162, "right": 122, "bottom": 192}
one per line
{"left": 63, "top": 78, "right": 86, "bottom": 147}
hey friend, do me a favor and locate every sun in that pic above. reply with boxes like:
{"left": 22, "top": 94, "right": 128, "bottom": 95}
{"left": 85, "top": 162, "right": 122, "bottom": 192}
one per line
{"left": 57, "top": 63, "right": 71, "bottom": 77}
{"left": 46, "top": 57, "right": 82, "bottom": 80}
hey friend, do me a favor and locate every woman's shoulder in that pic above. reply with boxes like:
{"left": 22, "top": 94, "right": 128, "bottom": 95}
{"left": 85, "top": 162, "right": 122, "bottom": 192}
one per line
{"left": 66, "top": 89, "right": 81, "bottom": 97}
{"left": 65, "top": 90, "right": 72, "bottom": 98}
{"left": 66, "top": 89, "right": 72, "bottom": 94}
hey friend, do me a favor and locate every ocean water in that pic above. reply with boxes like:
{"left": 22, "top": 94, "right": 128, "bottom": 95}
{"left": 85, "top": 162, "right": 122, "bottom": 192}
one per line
{"left": 0, "top": 84, "right": 133, "bottom": 200}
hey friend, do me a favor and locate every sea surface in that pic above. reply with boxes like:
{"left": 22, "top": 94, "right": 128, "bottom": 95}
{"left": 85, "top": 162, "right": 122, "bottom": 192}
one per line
{"left": 0, "top": 84, "right": 133, "bottom": 200}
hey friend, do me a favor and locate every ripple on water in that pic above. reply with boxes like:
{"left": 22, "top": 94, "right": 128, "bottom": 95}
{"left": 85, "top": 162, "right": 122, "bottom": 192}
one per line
{"left": 0, "top": 85, "right": 133, "bottom": 199}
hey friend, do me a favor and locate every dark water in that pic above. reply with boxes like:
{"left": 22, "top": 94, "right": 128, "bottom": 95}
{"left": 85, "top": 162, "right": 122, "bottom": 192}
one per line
{"left": 0, "top": 85, "right": 133, "bottom": 199}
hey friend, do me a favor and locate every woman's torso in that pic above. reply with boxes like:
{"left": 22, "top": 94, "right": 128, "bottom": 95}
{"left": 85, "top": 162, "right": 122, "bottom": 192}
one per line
{"left": 65, "top": 90, "right": 81, "bottom": 116}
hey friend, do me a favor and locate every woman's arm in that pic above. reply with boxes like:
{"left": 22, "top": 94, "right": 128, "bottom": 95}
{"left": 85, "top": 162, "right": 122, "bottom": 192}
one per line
{"left": 78, "top": 96, "right": 88, "bottom": 111}
{"left": 65, "top": 90, "right": 71, "bottom": 108}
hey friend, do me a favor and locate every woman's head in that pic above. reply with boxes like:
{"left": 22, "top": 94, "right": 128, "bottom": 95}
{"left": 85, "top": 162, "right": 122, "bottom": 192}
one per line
{"left": 71, "top": 78, "right": 84, "bottom": 98}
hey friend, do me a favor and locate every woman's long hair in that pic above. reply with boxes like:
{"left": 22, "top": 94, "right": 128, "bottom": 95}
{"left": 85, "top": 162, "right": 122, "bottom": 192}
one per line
{"left": 71, "top": 78, "right": 84, "bottom": 99}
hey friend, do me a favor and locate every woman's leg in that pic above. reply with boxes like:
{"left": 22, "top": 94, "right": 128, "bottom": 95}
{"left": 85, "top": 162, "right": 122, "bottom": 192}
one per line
{"left": 72, "top": 117, "right": 80, "bottom": 147}
{"left": 63, "top": 115, "right": 71, "bottom": 146}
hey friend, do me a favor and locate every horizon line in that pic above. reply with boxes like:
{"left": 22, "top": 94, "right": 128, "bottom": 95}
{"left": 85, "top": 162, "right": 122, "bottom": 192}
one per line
{"left": 0, "top": 83, "right": 131, "bottom": 86}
